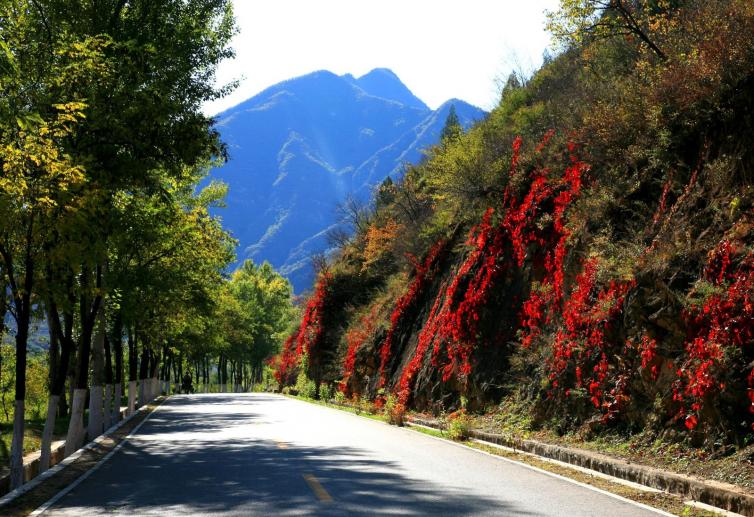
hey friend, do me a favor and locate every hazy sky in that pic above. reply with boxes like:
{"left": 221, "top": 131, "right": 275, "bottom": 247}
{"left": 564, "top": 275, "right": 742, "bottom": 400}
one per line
{"left": 204, "top": 0, "right": 559, "bottom": 115}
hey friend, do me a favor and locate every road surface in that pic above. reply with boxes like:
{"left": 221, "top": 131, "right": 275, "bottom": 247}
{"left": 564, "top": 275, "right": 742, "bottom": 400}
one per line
{"left": 41, "top": 393, "right": 664, "bottom": 516}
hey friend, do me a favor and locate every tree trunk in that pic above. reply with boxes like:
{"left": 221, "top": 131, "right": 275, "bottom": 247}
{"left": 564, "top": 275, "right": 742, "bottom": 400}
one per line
{"left": 128, "top": 381, "right": 136, "bottom": 415}
{"left": 67, "top": 265, "right": 102, "bottom": 449}
{"left": 42, "top": 297, "right": 75, "bottom": 472}
{"left": 88, "top": 302, "right": 107, "bottom": 440}
{"left": 112, "top": 382, "right": 122, "bottom": 422}
{"left": 65, "top": 389, "right": 87, "bottom": 456}
{"left": 103, "top": 384, "right": 113, "bottom": 431}
{"left": 138, "top": 345, "right": 149, "bottom": 406}
{"left": 10, "top": 291, "right": 31, "bottom": 489}
{"left": 112, "top": 315, "right": 123, "bottom": 423}
{"left": 103, "top": 334, "right": 113, "bottom": 430}
{"left": 10, "top": 400, "right": 25, "bottom": 488}
{"left": 40, "top": 310, "right": 59, "bottom": 473}
{"left": 39, "top": 394, "right": 59, "bottom": 472}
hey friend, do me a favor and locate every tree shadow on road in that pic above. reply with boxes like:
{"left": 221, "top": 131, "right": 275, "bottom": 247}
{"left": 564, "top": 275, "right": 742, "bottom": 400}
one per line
{"left": 47, "top": 439, "right": 537, "bottom": 515}
{"left": 45, "top": 394, "right": 541, "bottom": 516}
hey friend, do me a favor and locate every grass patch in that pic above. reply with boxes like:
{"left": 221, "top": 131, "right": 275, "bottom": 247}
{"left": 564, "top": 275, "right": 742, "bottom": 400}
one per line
{"left": 0, "top": 414, "right": 71, "bottom": 470}
{"left": 468, "top": 396, "right": 754, "bottom": 492}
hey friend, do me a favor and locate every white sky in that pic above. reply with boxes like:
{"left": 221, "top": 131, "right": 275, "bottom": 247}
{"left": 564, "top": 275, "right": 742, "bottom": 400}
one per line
{"left": 204, "top": 0, "right": 560, "bottom": 115}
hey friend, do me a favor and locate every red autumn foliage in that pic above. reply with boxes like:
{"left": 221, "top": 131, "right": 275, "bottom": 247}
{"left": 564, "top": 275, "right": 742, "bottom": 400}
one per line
{"left": 273, "top": 272, "right": 333, "bottom": 385}
{"left": 652, "top": 173, "right": 674, "bottom": 226}
{"left": 377, "top": 239, "right": 449, "bottom": 387}
{"left": 341, "top": 304, "right": 381, "bottom": 395}
{"left": 396, "top": 135, "right": 590, "bottom": 400}
{"left": 674, "top": 238, "right": 754, "bottom": 429}
{"left": 295, "top": 272, "right": 333, "bottom": 356}
{"left": 274, "top": 333, "right": 299, "bottom": 385}
{"left": 396, "top": 279, "right": 449, "bottom": 406}
{"left": 546, "top": 258, "right": 636, "bottom": 419}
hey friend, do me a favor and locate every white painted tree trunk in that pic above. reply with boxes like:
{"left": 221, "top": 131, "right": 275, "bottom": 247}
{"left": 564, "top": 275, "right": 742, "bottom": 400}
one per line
{"left": 88, "top": 385, "right": 104, "bottom": 440}
{"left": 65, "top": 388, "right": 87, "bottom": 456}
{"left": 39, "top": 394, "right": 60, "bottom": 473}
{"left": 88, "top": 303, "right": 106, "bottom": 441}
{"left": 112, "top": 383, "right": 122, "bottom": 423}
{"left": 103, "top": 384, "right": 113, "bottom": 431}
{"left": 128, "top": 380, "right": 136, "bottom": 415}
{"left": 138, "top": 379, "right": 146, "bottom": 407}
{"left": 204, "top": 384, "right": 209, "bottom": 393}
{"left": 220, "top": 384, "right": 226, "bottom": 393}
{"left": 10, "top": 399, "right": 25, "bottom": 489}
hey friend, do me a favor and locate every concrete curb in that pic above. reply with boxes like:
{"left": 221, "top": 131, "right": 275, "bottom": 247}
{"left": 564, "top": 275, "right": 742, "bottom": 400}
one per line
{"left": 0, "top": 399, "right": 162, "bottom": 508}
{"left": 407, "top": 416, "right": 754, "bottom": 517}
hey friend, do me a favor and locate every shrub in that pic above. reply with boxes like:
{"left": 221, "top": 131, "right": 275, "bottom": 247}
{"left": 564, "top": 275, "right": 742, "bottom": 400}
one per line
{"left": 384, "top": 394, "right": 405, "bottom": 426}
{"left": 447, "top": 408, "right": 472, "bottom": 441}
{"left": 294, "top": 370, "right": 316, "bottom": 399}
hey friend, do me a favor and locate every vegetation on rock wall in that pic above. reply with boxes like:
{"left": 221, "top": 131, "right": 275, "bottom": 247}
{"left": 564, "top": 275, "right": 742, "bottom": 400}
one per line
{"left": 274, "top": 0, "right": 754, "bottom": 446}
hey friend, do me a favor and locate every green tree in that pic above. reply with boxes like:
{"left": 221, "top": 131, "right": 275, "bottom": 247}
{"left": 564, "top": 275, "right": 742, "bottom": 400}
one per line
{"left": 440, "top": 104, "right": 463, "bottom": 144}
{"left": 218, "top": 260, "right": 294, "bottom": 389}
{"left": 546, "top": 0, "right": 670, "bottom": 59}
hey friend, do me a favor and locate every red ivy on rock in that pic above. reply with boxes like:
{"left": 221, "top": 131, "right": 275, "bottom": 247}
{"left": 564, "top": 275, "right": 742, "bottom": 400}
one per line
{"left": 341, "top": 304, "right": 381, "bottom": 395}
{"left": 377, "top": 239, "right": 449, "bottom": 387}
{"left": 674, "top": 239, "right": 754, "bottom": 430}
{"left": 295, "top": 272, "right": 333, "bottom": 356}
{"left": 273, "top": 272, "right": 333, "bottom": 384}
{"left": 395, "top": 135, "right": 591, "bottom": 398}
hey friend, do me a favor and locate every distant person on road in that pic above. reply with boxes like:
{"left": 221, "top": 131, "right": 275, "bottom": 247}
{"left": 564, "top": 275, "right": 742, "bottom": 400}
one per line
{"left": 181, "top": 372, "right": 194, "bottom": 394}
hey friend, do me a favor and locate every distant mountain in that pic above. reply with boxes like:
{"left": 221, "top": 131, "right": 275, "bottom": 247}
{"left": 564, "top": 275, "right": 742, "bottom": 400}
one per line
{"left": 210, "top": 69, "right": 486, "bottom": 292}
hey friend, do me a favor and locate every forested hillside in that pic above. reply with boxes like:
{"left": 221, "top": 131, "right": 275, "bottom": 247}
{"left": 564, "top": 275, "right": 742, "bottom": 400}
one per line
{"left": 274, "top": 0, "right": 754, "bottom": 448}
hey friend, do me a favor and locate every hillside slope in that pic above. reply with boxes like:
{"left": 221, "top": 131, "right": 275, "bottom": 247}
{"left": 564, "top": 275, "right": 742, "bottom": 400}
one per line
{"left": 211, "top": 70, "right": 485, "bottom": 291}
{"left": 274, "top": 0, "right": 754, "bottom": 452}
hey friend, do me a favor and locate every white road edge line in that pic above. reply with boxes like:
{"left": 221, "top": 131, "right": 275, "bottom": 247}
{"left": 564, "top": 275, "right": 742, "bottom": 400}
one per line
{"left": 465, "top": 437, "right": 661, "bottom": 493}
{"left": 402, "top": 423, "right": 676, "bottom": 517}
{"left": 282, "top": 395, "right": 675, "bottom": 517}
{"left": 29, "top": 399, "right": 168, "bottom": 517}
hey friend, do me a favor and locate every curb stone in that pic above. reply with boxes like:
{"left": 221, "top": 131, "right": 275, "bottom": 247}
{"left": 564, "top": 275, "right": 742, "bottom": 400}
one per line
{"left": 407, "top": 415, "right": 754, "bottom": 517}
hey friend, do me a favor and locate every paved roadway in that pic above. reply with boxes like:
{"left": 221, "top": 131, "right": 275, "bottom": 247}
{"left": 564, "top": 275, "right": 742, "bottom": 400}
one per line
{"left": 41, "top": 393, "right": 665, "bottom": 516}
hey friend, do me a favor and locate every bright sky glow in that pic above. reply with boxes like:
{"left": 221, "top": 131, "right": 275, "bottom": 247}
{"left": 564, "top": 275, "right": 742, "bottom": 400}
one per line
{"left": 204, "top": 0, "right": 560, "bottom": 115}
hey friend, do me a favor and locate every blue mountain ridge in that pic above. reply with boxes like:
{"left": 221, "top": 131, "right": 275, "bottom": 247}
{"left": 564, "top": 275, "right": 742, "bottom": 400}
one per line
{"left": 210, "top": 69, "right": 486, "bottom": 292}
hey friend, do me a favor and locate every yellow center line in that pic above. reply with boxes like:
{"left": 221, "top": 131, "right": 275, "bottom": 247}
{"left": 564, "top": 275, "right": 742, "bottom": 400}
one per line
{"left": 303, "top": 473, "right": 333, "bottom": 502}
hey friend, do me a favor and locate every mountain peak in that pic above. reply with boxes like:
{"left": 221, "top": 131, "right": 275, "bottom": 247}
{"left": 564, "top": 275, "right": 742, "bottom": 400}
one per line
{"left": 357, "top": 67, "right": 401, "bottom": 81}
{"left": 348, "top": 68, "right": 429, "bottom": 111}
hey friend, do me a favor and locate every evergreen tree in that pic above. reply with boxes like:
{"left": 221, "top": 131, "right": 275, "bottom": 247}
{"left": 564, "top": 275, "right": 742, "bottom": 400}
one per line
{"left": 440, "top": 104, "right": 462, "bottom": 144}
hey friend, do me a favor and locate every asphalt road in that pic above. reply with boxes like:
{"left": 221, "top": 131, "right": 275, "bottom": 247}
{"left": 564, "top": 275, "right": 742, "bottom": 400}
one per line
{"left": 40, "top": 393, "right": 665, "bottom": 516}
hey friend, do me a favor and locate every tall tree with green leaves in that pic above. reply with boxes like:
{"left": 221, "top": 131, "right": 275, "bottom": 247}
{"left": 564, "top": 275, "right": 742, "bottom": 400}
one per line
{"left": 440, "top": 104, "right": 463, "bottom": 144}
{"left": 0, "top": 5, "right": 87, "bottom": 483}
